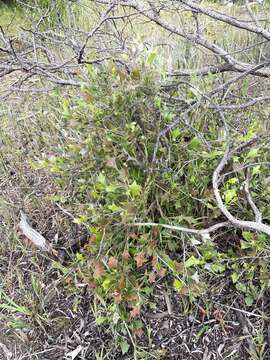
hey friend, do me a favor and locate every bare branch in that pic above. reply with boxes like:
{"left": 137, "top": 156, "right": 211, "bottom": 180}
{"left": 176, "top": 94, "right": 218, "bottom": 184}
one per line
{"left": 243, "top": 168, "right": 263, "bottom": 223}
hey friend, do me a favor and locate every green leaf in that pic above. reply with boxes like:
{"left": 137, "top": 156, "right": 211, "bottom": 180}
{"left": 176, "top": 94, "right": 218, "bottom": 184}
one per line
{"left": 154, "top": 96, "right": 161, "bottom": 109}
{"left": 247, "top": 148, "right": 258, "bottom": 159}
{"left": 130, "top": 68, "right": 141, "bottom": 80}
{"left": 129, "top": 181, "right": 142, "bottom": 197}
{"left": 76, "top": 253, "right": 85, "bottom": 262}
{"left": 245, "top": 296, "right": 254, "bottom": 306}
{"left": 85, "top": 64, "right": 97, "bottom": 79}
{"left": 210, "top": 263, "right": 226, "bottom": 273}
{"left": 95, "top": 316, "right": 107, "bottom": 325}
{"left": 97, "top": 173, "right": 106, "bottom": 185}
{"left": 240, "top": 240, "right": 251, "bottom": 250}
{"left": 228, "top": 177, "right": 238, "bottom": 185}
{"left": 252, "top": 165, "right": 260, "bottom": 176}
{"left": 108, "top": 203, "right": 120, "bottom": 212}
{"left": 62, "top": 98, "right": 69, "bottom": 117}
{"left": 225, "top": 188, "right": 237, "bottom": 204}
{"left": 185, "top": 256, "right": 202, "bottom": 268}
{"left": 231, "top": 272, "right": 239, "bottom": 283}
{"left": 242, "top": 231, "right": 253, "bottom": 241}
{"left": 173, "top": 278, "right": 183, "bottom": 291}
{"left": 101, "top": 278, "right": 113, "bottom": 290}
{"left": 147, "top": 51, "right": 157, "bottom": 65}
{"left": 142, "top": 287, "right": 153, "bottom": 295}
{"left": 172, "top": 127, "right": 181, "bottom": 140}
{"left": 120, "top": 339, "right": 130, "bottom": 354}
{"left": 190, "top": 137, "right": 201, "bottom": 150}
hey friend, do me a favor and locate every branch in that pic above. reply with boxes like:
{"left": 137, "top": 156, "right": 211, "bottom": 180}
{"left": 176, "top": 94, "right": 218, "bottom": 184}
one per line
{"left": 181, "top": 0, "right": 270, "bottom": 41}
{"left": 243, "top": 168, "right": 263, "bottom": 223}
{"left": 212, "top": 130, "right": 270, "bottom": 236}
{"left": 131, "top": 221, "right": 231, "bottom": 239}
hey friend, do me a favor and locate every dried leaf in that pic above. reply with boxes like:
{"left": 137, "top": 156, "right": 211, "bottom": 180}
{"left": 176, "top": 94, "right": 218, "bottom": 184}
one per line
{"left": 80, "top": 92, "right": 94, "bottom": 102}
{"left": 126, "top": 293, "right": 138, "bottom": 302}
{"left": 108, "top": 256, "right": 118, "bottom": 269}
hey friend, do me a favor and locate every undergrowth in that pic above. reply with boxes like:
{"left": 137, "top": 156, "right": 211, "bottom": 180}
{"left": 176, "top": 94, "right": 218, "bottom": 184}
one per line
{"left": 35, "top": 63, "right": 270, "bottom": 357}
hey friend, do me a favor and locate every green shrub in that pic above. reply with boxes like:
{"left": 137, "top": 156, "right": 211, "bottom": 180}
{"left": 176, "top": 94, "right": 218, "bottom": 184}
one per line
{"left": 40, "top": 62, "right": 270, "bottom": 351}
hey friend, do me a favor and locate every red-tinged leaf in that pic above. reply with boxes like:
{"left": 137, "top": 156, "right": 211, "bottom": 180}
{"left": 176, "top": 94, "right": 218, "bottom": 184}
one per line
{"left": 175, "top": 261, "right": 184, "bottom": 273}
{"left": 129, "top": 233, "right": 138, "bottom": 240}
{"left": 133, "top": 328, "right": 144, "bottom": 337}
{"left": 122, "top": 249, "right": 130, "bottom": 261}
{"left": 90, "top": 234, "right": 97, "bottom": 243}
{"left": 88, "top": 281, "right": 97, "bottom": 289}
{"left": 108, "top": 256, "right": 118, "bottom": 269}
{"left": 135, "top": 253, "right": 147, "bottom": 268}
{"left": 151, "top": 256, "right": 158, "bottom": 269}
{"left": 130, "top": 306, "right": 141, "bottom": 318}
{"left": 113, "top": 289, "right": 122, "bottom": 304}
{"left": 126, "top": 294, "right": 139, "bottom": 302}
{"left": 158, "top": 267, "right": 167, "bottom": 278}
{"left": 148, "top": 271, "right": 156, "bottom": 283}
{"left": 80, "top": 92, "right": 94, "bottom": 102}
{"left": 118, "top": 273, "right": 126, "bottom": 290}
{"left": 151, "top": 227, "right": 159, "bottom": 238}
{"left": 93, "top": 261, "right": 105, "bottom": 279}
{"left": 106, "top": 158, "right": 117, "bottom": 169}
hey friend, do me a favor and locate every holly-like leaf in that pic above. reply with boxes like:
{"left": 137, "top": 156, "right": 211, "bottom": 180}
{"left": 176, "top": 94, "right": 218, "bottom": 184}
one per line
{"left": 108, "top": 256, "right": 118, "bottom": 269}
{"left": 148, "top": 271, "right": 156, "bottom": 283}
{"left": 130, "top": 306, "right": 141, "bottom": 318}
{"left": 122, "top": 249, "right": 130, "bottom": 261}
{"left": 93, "top": 261, "right": 105, "bottom": 279}
{"left": 112, "top": 289, "right": 122, "bottom": 304}
{"left": 135, "top": 253, "right": 146, "bottom": 268}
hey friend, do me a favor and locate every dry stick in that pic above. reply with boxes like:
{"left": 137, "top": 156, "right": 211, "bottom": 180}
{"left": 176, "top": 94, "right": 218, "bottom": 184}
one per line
{"left": 207, "top": 60, "right": 270, "bottom": 97}
{"left": 208, "top": 95, "right": 270, "bottom": 110}
{"left": 243, "top": 168, "right": 263, "bottom": 223}
{"left": 131, "top": 221, "right": 231, "bottom": 238}
{"left": 77, "top": 4, "right": 115, "bottom": 63}
{"left": 181, "top": 0, "right": 270, "bottom": 41}
{"left": 169, "top": 64, "right": 234, "bottom": 77}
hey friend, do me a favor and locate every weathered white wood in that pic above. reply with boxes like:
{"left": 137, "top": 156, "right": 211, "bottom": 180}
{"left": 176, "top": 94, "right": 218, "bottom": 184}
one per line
{"left": 19, "top": 211, "right": 51, "bottom": 251}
